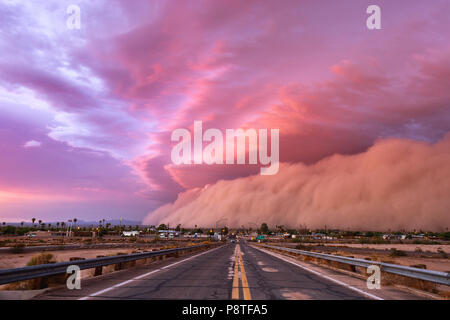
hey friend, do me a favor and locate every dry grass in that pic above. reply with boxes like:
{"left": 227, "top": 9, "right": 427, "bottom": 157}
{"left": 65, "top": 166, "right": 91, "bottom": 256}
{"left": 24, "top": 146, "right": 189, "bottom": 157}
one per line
{"left": 4, "top": 253, "right": 63, "bottom": 290}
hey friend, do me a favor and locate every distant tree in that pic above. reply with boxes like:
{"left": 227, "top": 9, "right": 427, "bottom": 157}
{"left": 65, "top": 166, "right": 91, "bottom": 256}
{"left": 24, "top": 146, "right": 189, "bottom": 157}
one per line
{"left": 175, "top": 224, "right": 181, "bottom": 231}
{"left": 157, "top": 224, "right": 167, "bottom": 230}
{"left": 221, "top": 226, "right": 229, "bottom": 235}
{"left": 20, "top": 222, "right": 24, "bottom": 227}
{"left": 2, "top": 225, "right": 16, "bottom": 235}
{"left": 260, "top": 223, "right": 269, "bottom": 234}
{"left": 73, "top": 218, "right": 77, "bottom": 229}
{"left": 32, "top": 218, "right": 36, "bottom": 227}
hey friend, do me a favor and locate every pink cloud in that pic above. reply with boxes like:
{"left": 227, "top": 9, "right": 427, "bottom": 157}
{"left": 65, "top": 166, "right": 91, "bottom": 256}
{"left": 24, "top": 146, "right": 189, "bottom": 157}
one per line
{"left": 1, "top": 0, "right": 449, "bottom": 223}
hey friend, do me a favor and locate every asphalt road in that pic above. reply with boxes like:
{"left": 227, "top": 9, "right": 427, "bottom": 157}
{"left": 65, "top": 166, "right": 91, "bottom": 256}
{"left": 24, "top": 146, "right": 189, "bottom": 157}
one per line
{"left": 34, "top": 240, "right": 425, "bottom": 300}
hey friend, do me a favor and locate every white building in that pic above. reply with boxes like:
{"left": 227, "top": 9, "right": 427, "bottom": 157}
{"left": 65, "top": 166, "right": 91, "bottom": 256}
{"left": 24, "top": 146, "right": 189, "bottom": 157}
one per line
{"left": 122, "top": 231, "right": 140, "bottom": 237}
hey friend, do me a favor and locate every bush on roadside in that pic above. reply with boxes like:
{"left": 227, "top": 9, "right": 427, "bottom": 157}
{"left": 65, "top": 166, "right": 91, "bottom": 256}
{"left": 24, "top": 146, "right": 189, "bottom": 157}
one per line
{"left": 412, "top": 240, "right": 441, "bottom": 245}
{"left": 4, "top": 253, "right": 58, "bottom": 290}
{"left": 26, "top": 253, "right": 56, "bottom": 266}
{"left": 390, "top": 248, "right": 407, "bottom": 257}
{"left": 295, "top": 244, "right": 312, "bottom": 251}
{"left": 9, "top": 243, "right": 25, "bottom": 253}
{"left": 358, "top": 238, "right": 390, "bottom": 244}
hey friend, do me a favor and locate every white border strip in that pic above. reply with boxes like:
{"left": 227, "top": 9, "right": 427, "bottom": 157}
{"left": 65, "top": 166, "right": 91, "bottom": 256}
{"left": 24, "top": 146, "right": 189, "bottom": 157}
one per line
{"left": 79, "top": 245, "right": 226, "bottom": 300}
{"left": 252, "top": 245, "right": 384, "bottom": 300}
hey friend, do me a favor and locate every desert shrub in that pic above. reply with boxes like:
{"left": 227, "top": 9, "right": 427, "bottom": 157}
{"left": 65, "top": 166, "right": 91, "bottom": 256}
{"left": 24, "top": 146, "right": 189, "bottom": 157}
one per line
{"left": 9, "top": 243, "right": 25, "bottom": 253}
{"left": 437, "top": 248, "right": 448, "bottom": 258}
{"left": 4, "top": 253, "right": 57, "bottom": 290}
{"left": 410, "top": 264, "right": 427, "bottom": 269}
{"left": 295, "top": 244, "right": 312, "bottom": 251}
{"left": 151, "top": 236, "right": 160, "bottom": 243}
{"left": 390, "top": 248, "right": 407, "bottom": 257}
{"left": 27, "top": 253, "right": 56, "bottom": 266}
{"left": 359, "top": 238, "right": 390, "bottom": 244}
{"left": 412, "top": 240, "right": 441, "bottom": 245}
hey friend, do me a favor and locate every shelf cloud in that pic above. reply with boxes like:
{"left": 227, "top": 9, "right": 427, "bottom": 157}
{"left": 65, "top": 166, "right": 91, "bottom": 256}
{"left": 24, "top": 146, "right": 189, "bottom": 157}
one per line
{"left": 144, "top": 135, "right": 450, "bottom": 231}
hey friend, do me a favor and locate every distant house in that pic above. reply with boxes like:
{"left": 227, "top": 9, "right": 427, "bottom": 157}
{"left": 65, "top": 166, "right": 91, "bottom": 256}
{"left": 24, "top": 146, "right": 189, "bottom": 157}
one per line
{"left": 158, "top": 230, "right": 179, "bottom": 236}
{"left": 122, "top": 231, "right": 140, "bottom": 237}
{"left": 382, "top": 234, "right": 406, "bottom": 240}
{"left": 25, "top": 230, "right": 72, "bottom": 238}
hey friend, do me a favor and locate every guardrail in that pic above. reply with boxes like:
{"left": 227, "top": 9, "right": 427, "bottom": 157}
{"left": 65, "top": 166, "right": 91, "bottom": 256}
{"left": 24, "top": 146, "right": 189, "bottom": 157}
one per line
{"left": 259, "top": 244, "right": 450, "bottom": 286}
{"left": 0, "top": 243, "right": 217, "bottom": 285}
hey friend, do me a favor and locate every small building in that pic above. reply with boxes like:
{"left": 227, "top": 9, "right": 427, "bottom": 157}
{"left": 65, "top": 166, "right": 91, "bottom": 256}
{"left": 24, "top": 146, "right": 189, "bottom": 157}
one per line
{"left": 158, "top": 230, "right": 179, "bottom": 238}
{"left": 122, "top": 231, "right": 140, "bottom": 237}
{"left": 382, "top": 234, "right": 407, "bottom": 240}
{"left": 25, "top": 230, "right": 72, "bottom": 238}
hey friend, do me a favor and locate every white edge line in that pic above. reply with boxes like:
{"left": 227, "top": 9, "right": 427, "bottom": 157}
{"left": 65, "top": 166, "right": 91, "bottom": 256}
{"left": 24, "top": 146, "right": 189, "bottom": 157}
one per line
{"left": 78, "top": 244, "right": 226, "bottom": 300}
{"left": 252, "top": 245, "right": 384, "bottom": 300}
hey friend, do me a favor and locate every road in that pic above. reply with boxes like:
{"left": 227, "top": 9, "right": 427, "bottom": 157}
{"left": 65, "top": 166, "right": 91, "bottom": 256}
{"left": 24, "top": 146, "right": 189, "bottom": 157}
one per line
{"left": 35, "top": 240, "right": 427, "bottom": 300}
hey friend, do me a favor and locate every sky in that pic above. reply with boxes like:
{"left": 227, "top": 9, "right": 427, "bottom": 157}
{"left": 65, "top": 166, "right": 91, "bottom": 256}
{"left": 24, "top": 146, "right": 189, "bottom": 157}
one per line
{"left": 0, "top": 0, "right": 449, "bottom": 229}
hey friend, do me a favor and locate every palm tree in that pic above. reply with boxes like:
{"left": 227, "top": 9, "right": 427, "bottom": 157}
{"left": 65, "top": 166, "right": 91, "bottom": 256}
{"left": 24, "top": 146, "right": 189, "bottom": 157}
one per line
{"left": 56, "top": 222, "right": 60, "bottom": 230}
{"left": 73, "top": 218, "right": 77, "bottom": 229}
{"left": 32, "top": 218, "right": 36, "bottom": 229}
{"left": 20, "top": 221, "right": 24, "bottom": 227}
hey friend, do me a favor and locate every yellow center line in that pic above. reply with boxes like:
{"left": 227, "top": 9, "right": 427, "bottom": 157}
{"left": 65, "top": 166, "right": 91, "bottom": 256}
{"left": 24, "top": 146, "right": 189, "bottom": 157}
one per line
{"left": 238, "top": 246, "right": 252, "bottom": 300}
{"left": 231, "top": 245, "right": 240, "bottom": 299}
{"left": 231, "top": 244, "right": 252, "bottom": 300}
